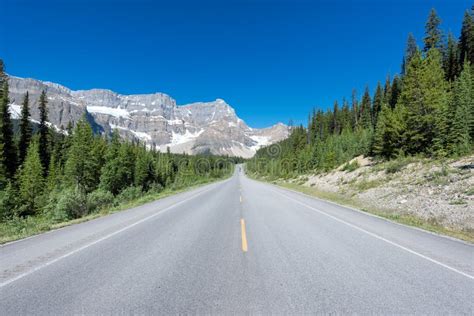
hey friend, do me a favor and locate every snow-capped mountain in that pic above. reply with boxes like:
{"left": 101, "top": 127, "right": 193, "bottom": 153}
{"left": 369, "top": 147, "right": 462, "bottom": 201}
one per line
{"left": 7, "top": 76, "right": 289, "bottom": 158}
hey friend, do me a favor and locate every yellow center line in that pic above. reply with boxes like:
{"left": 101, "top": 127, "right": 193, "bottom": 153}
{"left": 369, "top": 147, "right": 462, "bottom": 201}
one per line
{"left": 240, "top": 218, "right": 248, "bottom": 252}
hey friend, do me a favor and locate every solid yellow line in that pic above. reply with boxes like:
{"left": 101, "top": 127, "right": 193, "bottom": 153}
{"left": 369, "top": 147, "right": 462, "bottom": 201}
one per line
{"left": 240, "top": 218, "right": 248, "bottom": 252}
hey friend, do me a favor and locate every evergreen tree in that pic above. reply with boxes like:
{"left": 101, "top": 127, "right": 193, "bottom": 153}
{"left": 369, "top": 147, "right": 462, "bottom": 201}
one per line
{"left": 351, "top": 89, "right": 359, "bottom": 128}
{"left": 17, "top": 139, "right": 44, "bottom": 216}
{"left": 372, "top": 103, "right": 405, "bottom": 158}
{"left": 399, "top": 49, "right": 449, "bottom": 155}
{"left": 331, "top": 101, "right": 340, "bottom": 134}
{"left": 448, "top": 61, "right": 473, "bottom": 155}
{"left": 444, "top": 33, "right": 460, "bottom": 81}
{"left": 424, "top": 8, "right": 443, "bottom": 52}
{"left": 459, "top": 8, "right": 474, "bottom": 66}
{"left": 383, "top": 75, "right": 392, "bottom": 105}
{"left": 340, "top": 98, "right": 351, "bottom": 132}
{"left": 64, "top": 118, "right": 99, "bottom": 193}
{"left": 18, "top": 92, "right": 32, "bottom": 166}
{"left": 135, "top": 146, "right": 154, "bottom": 191}
{"left": 390, "top": 75, "right": 402, "bottom": 109}
{"left": 0, "top": 81, "right": 17, "bottom": 178}
{"left": 38, "top": 90, "right": 50, "bottom": 174}
{"left": 0, "top": 59, "right": 6, "bottom": 100}
{"left": 360, "top": 86, "right": 372, "bottom": 128}
{"left": 402, "top": 33, "right": 418, "bottom": 74}
{"left": 99, "top": 131, "right": 135, "bottom": 195}
{"left": 372, "top": 82, "right": 384, "bottom": 127}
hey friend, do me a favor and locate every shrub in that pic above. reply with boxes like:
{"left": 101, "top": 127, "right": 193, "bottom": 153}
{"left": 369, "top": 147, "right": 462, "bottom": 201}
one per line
{"left": 54, "top": 188, "right": 88, "bottom": 220}
{"left": 342, "top": 160, "right": 360, "bottom": 172}
{"left": 0, "top": 183, "right": 19, "bottom": 222}
{"left": 116, "top": 186, "right": 143, "bottom": 203}
{"left": 147, "top": 183, "right": 164, "bottom": 194}
{"left": 385, "top": 157, "right": 416, "bottom": 174}
{"left": 87, "top": 189, "right": 115, "bottom": 212}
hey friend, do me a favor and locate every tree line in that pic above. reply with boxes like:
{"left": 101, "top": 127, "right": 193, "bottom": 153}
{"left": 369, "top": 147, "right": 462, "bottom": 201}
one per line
{"left": 0, "top": 61, "right": 234, "bottom": 223}
{"left": 248, "top": 7, "right": 474, "bottom": 177}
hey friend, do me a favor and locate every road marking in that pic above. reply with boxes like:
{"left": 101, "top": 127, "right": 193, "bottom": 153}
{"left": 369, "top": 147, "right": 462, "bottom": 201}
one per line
{"left": 0, "top": 184, "right": 218, "bottom": 288}
{"left": 240, "top": 195, "right": 242, "bottom": 203}
{"left": 277, "top": 192, "right": 474, "bottom": 281}
{"left": 241, "top": 218, "right": 248, "bottom": 252}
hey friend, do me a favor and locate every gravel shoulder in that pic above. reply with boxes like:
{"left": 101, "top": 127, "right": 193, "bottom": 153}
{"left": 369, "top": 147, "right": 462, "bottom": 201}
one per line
{"left": 268, "top": 155, "right": 474, "bottom": 243}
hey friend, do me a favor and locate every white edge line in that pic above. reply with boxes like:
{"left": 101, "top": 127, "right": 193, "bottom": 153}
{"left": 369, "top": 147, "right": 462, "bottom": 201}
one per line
{"left": 277, "top": 191, "right": 474, "bottom": 281}
{"left": 1, "top": 179, "right": 227, "bottom": 248}
{"left": 0, "top": 184, "right": 218, "bottom": 288}
{"left": 257, "top": 177, "right": 474, "bottom": 246}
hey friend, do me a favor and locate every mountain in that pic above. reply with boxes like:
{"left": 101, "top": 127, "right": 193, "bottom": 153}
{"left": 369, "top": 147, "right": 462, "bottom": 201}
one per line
{"left": 7, "top": 76, "right": 289, "bottom": 158}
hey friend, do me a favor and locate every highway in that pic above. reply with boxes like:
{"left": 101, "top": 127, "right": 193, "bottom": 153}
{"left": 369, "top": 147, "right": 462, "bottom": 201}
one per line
{"left": 1, "top": 167, "right": 473, "bottom": 314}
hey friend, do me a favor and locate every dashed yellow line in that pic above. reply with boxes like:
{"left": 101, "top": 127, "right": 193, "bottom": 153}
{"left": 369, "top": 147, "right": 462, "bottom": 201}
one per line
{"left": 240, "top": 218, "right": 248, "bottom": 252}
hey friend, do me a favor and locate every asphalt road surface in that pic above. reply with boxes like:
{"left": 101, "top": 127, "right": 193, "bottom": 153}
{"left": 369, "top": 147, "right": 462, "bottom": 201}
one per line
{"left": 1, "top": 167, "right": 473, "bottom": 314}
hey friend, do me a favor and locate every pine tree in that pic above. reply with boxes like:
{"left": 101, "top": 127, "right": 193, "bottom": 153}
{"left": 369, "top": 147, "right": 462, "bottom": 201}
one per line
{"left": 18, "top": 92, "right": 32, "bottom": 166}
{"left": 341, "top": 98, "right": 351, "bottom": 132}
{"left": 390, "top": 75, "right": 402, "bottom": 109}
{"left": 331, "top": 101, "right": 340, "bottom": 135}
{"left": 402, "top": 33, "right": 418, "bottom": 75}
{"left": 64, "top": 118, "right": 99, "bottom": 193}
{"left": 424, "top": 8, "right": 443, "bottom": 52}
{"left": 46, "top": 149, "right": 60, "bottom": 192}
{"left": 372, "top": 82, "right": 384, "bottom": 127}
{"left": 351, "top": 89, "right": 359, "bottom": 128}
{"left": 0, "top": 60, "right": 6, "bottom": 100}
{"left": 399, "top": 49, "right": 449, "bottom": 155}
{"left": 360, "top": 86, "right": 372, "bottom": 128}
{"left": 38, "top": 90, "right": 50, "bottom": 174}
{"left": 17, "top": 138, "right": 44, "bottom": 216}
{"left": 383, "top": 75, "right": 392, "bottom": 105}
{"left": 459, "top": 8, "right": 474, "bottom": 66}
{"left": 0, "top": 81, "right": 17, "bottom": 178}
{"left": 99, "top": 132, "right": 135, "bottom": 194}
{"left": 448, "top": 61, "right": 473, "bottom": 155}
{"left": 373, "top": 104, "right": 393, "bottom": 158}
{"left": 135, "top": 146, "right": 154, "bottom": 191}
{"left": 444, "top": 33, "right": 460, "bottom": 81}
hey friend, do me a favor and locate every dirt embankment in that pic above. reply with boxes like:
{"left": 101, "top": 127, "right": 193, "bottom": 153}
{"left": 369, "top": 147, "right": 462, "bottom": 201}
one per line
{"left": 290, "top": 155, "right": 474, "bottom": 234}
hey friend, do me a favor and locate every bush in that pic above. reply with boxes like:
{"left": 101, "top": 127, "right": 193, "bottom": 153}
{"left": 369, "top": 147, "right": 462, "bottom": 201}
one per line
{"left": 54, "top": 188, "right": 88, "bottom": 220}
{"left": 87, "top": 189, "right": 115, "bottom": 212}
{"left": 0, "top": 183, "right": 19, "bottom": 222}
{"left": 342, "top": 160, "right": 360, "bottom": 172}
{"left": 385, "top": 157, "right": 416, "bottom": 174}
{"left": 147, "top": 183, "right": 164, "bottom": 194}
{"left": 116, "top": 186, "right": 143, "bottom": 203}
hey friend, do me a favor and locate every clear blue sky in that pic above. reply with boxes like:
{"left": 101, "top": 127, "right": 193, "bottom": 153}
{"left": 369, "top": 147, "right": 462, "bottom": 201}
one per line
{"left": 1, "top": 0, "right": 471, "bottom": 128}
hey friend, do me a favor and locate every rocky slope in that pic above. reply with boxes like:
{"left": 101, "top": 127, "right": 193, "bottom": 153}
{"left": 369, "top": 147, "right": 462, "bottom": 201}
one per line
{"left": 8, "top": 76, "right": 289, "bottom": 157}
{"left": 287, "top": 155, "right": 474, "bottom": 234}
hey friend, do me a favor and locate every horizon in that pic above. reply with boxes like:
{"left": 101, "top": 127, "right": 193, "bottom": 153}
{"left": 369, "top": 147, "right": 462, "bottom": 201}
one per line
{"left": 1, "top": 0, "right": 472, "bottom": 128}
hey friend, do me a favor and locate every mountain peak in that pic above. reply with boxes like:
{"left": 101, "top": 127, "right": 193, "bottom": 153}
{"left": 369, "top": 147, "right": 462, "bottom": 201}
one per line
{"left": 8, "top": 75, "right": 289, "bottom": 158}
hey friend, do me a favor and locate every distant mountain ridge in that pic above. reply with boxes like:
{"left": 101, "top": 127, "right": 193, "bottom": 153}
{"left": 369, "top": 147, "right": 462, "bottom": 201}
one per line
{"left": 7, "top": 76, "right": 289, "bottom": 158}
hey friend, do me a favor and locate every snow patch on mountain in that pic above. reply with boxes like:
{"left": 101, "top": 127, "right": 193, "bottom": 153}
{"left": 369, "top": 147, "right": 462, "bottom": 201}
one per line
{"left": 87, "top": 106, "right": 130, "bottom": 118}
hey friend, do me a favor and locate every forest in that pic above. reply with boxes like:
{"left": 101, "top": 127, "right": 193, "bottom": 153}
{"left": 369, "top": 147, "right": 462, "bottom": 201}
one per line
{"left": 0, "top": 64, "right": 235, "bottom": 240}
{"left": 247, "top": 7, "right": 474, "bottom": 178}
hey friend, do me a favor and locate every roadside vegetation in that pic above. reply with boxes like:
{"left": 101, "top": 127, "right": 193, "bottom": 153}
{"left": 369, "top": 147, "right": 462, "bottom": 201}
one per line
{"left": 247, "top": 7, "right": 474, "bottom": 241}
{"left": 0, "top": 61, "right": 237, "bottom": 243}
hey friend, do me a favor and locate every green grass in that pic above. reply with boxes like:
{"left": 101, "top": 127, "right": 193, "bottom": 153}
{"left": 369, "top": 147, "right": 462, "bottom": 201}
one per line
{"left": 0, "top": 177, "right": 227, "bottom": 244}
{"left": 351, "top": 178, "right": 385, "bottom": 192}
{"left": 449, "top": 199, "right": 467, "bottom": 205}
{"left": 342, "top": 160, "right": 360, "bottom": 172}
{"left": 268, "top": 180, "right": 474, "bottom": 243}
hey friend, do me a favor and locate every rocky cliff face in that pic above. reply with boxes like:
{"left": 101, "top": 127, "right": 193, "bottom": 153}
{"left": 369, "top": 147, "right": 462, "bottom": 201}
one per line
{"left": 8, "top": 76, "right": 289, "bottom": 158}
